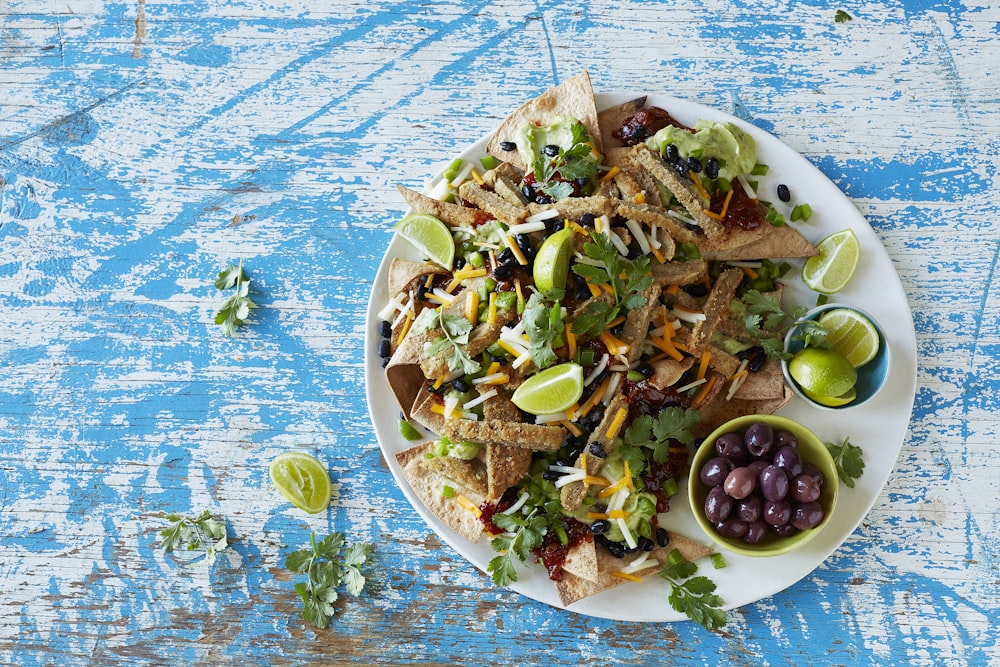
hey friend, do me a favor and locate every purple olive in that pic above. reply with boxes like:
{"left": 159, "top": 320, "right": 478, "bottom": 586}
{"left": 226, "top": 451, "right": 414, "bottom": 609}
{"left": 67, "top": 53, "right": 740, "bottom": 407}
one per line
{"left": 791, "top": 501, "right": 825, "bottom": 530}
{"left": 743, "top": 519, "right": 770, "bottom": 544}
{"left": 747, "top": 459, "right": 769, "bottom": 479}
{"left": 773, "top": 446, "right": 803, "bottom": 478}
{"left": 744, "top": 422, "right": 775, "bottom": 458}
{"left": 763, "top": 499, "right": 792, "bottom": 526}
{"left": 715, "top": 432, "right": 749, "bottom": 464}
{"left": 723, "top": 467, "right": 757, "bottom": 500}
{"left": 775, "top": 430, "right": 798, "bottom": 449}
{"left": 759, "top": 464, "right": 789, "bottom": 502}
{"left": 700, "top": 456, "right": 735, "bottom": 487}
{"left": 704, "top": 485, "right": 733, "bottom": 523}
{"left": 736, "top": 494, "right": 762, "bottom": 522}
{"left": 800, "top": 462, "right": 826, "bottom": 487}
{"left": 771, "top": 523, "right": 797, "bottom": 537}
{"left": 790, "top": 474, "right": 822, "bottom": 503}
{"left": 715, "top": 515, "right": 749, "bottom": 539}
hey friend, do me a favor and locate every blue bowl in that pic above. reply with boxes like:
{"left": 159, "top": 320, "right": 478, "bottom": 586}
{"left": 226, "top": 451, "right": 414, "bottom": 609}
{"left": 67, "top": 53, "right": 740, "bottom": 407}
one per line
{"left": 782, "top": 304, "right": 891, "bottom": 410}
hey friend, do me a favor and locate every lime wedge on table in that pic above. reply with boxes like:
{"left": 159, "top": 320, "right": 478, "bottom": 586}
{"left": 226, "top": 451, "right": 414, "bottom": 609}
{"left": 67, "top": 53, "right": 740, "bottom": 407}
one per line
{"left": 818, "top": 308, "right": 880, "bottom": 368}
{"left": 533, "top": 228, "right": 575, "bottom": 293}
{"left": 393, "top": 213, "right": 455, "bottom": 270}
{"left": 269, "top": 451, "right": 332, "bottom": 514}
{"left": 788, "top": 347, "right": 857, "bottom": 401}
{"left": 801, "top": 229, "right": 860, "bottom": 294}
{"left": 511, "top": 362, "right": 584, "bottom": 415}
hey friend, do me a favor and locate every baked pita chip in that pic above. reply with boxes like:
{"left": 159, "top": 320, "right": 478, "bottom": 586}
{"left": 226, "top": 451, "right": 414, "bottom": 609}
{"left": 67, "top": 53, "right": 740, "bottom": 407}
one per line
{"left": 484, "top": 443, "right": 532, "bottom": 501}
{"left": 396, "top": 443, "right": 484, "bottom": 543}
{"left": 420, "top": 454, "right": 489, "bottom": 499}
{"left": 484, "top": 71, "right": 603, "bottom": 171}
{"left": 560, "top": 539, "right": 600, "bottom": 582}
{"left": 555, "top": 532, "right": 714, "bottom": 606}
{"left": 694, "top": 386, "right": 794, "bottom": 437}
{"left": 701, "top": 222, "right": 818, "bottom": 260}
{"left": 386, "top": 257, "right": 447, "bottom": 302}
{"left": 732, "top": 358, "right": 787, "bottom": 401}
{"left": 597, "top": 96, "right": 647, "bottom": 149}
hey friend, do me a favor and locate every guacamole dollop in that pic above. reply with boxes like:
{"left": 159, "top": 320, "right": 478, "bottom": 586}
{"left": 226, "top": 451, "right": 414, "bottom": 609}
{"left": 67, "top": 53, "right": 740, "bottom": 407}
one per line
{"left": 646, "top": 119, "right": 757, "bottom": 181}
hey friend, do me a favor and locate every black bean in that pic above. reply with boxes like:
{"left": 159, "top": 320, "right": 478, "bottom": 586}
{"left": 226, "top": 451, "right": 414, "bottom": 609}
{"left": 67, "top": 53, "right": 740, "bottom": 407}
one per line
{"left": 499, "top": 141, "right": 516, "bottom": 152}
{"left": 454, "top": 255, "right": 466, "bottom": 270}
{"left": 683, "top": 283, "right": 709, "bottom": 297}
{"left": 542, "top": 144, "right": 560, "bottom": 157}
{"left": 777, "top": 183, "right": 791, "bottom": 202}
{"left": 638, "top": 536, "right": 655, "bottom": 552}
{"left": 378, "top": 320, "right": 392, "bottom": 338}
{"left": 665, "top": 144, "right": 680, "bottom": 163}
{"left": 705, "top": 157, "right": 720, "bottom": 179}
{"left": 451, "top": 378, "right": 470, "bottom": 393}
{"left": 638, "top": 362, "right": 655, "bottom": 378}
{"left": 521, "top": 184, "right": 534, "bottom": 201}
{"left": 590, "top": 520, "right": 611, "bottom": 535}
{"left": 377, "top": 339, "right": 392, "bottom": 359}
{"left": 542, "top": 470, "right": 561, "bottom": 481}
{"left": 655, "top": 527, "right": 670, "bottom": 548}
{"left": 589, "top": 442, "right": 607, "bottom": 458}
{"left": 606, "top": 541, "right": 626, "bottom": 558}
{"left": 494, "top": 264, "right": 513, "bottom": 280}
{"left": 579, "top": 213, "right": 596, "bottom": 226}
{"left": 687, "top": 157, "right": 702, "bottom": 174}
{"left": 497, "top": 248, "right": 515, "bottom": 266}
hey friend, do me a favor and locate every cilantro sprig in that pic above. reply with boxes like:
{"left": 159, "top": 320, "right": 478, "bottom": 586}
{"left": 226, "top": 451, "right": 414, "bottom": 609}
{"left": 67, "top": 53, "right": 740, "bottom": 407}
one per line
{"left": 571, "top": 232, "right": 653, "bottom": 337}
{"left": 425, "top": 311, "right": 482, "bottom": 375}
{"left": 531, "top": 122, "right": 597, "bottom": 201}
{"left": 826, "top": 436, "right": 865, "bottom": 488}
{"left": 522, "top": 289, "right": 566, "bottom": 370}
{"left": 741, "top": 289, "right": 827, "bottom": 359}
{"left": 285, "top": 531, "right": 374, "bottom": 629}
{"left": 214, "top": 259, "right": 258, "bottom": 336}
{"left": 659, "top": 549, "right": 727, "bottom": 630}
{"left": 624, "top": 406, "right": 701, "bottom": 464}
{"left": 487, "top": 509, "right": 547, "bottom": 587}
{"left": 160, "top": 510, "right": 230, "bottom": 566}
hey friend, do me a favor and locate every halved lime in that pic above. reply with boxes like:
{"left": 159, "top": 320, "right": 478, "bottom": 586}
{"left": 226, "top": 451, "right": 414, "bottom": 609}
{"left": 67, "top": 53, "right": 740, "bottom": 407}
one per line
{"left": 801, "top": 229, "right": 860, "bottom": 294}
{"left": 817, "top": 308, "right": 880, "bottom": 368}
{"left": 393, "top": 213, "right": 455, "bottom": 270}
{"left": 802, "top": 385, "right": 857, "bottom": 407}
{"left": 511, "top": 362, "right": 584, "bottom": 415}
{"left": 788, "top": 347, "right": 857, "bottom": 400}
{"left": 269, "top": 451, "right": 332, "bottom": 514}
{"left": 533, "top": 228, "right": 575, "bottom": 293}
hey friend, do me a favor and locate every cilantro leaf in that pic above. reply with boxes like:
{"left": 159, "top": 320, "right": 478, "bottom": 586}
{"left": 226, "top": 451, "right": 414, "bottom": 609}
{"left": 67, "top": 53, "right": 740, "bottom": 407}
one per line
{"left": 741, "top": 289, "right": 828, "bottom": 358}
{"left": 214, "top": 259, "right": 257, "bottom": 336}
{"left": 570, "top": 232, "right": 652, "bottom": 337}
{"left": 427, "top": 311, "right": 481, "bottom": 375}
{"left": 530, "top": 121, "right": 598, "bottom": 201}
{"left": 659, "top": 549, "right": 727, "bottom": 630}
{"left": 487, "top": 510, "right": 547, "bottom": 587}
{"left": 522, "top": 290, "right": 565, "bottom": 370}
{"left": 286, "top": 531, "right": 374, "bottom": 629}
{"left": 624, "top": 407, "right": 700, "bottom": 463}
{"left": 826, "top": 436, "right": 865, "bottom": 488}
{"left": 835, "top": 9, "right": 853, "bottom": 23}
{"left": 160, "top": 510, "right": 230, "bottom": 567}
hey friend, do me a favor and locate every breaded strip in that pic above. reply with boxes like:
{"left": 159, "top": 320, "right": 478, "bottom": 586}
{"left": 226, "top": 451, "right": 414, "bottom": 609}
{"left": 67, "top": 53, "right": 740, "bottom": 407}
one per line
{"left": 443, "top": 418, "right": 566, "bottom": 451}
{"left": 458, "top": 181, "right": 527, "bottom": 226}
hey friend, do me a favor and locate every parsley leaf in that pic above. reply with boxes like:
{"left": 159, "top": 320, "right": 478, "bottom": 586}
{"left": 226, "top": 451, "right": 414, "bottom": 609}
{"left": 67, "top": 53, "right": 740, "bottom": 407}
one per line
{"left": 160, "top": 510, "right": 230, "bottom": 566}
{"left": 522, "top": 289, "right": 565, "bottom": 370}
{"left": 487, "top": 509, "right": 547, "bottom": 587}
{"left": 426, "top": 311, "right": 481, "bottom": 375}
{"left": 214, "top": 259, "right": 257, "bottom": 336}
{"left": 571, "top": 232, "right": 653, "bottom": 337}
{"left": 285, "top": 531, "right": 374, "bottom": 629}
{"left": 826, "top": 436, "right": 865, "bottom": 488}
{"left": 741, "top": 289, "right": 827, "bottom": 359}
{"left": 659, "top": 549, "right": 727, "bottom": 630}
{"left": 624, "top": 407, "right": 700, "bottom": 463}
{"left": 835, "top": 9, "right": 853, "bottom": 23}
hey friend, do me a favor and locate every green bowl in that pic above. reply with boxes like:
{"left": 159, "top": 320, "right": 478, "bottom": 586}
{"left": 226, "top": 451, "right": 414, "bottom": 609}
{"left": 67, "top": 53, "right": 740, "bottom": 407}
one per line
{"left": 688, "top": 414, "right": 839, "bottom": 557}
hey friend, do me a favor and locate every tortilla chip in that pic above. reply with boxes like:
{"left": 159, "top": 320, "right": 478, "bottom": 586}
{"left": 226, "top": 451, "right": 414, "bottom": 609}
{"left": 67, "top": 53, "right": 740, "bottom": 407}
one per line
{"left": 597, "top": 96, "right": 647, "bottom": 149}
{"left": 396, "top": 443, "right": 484, "bottom": 543}
{"left": 409, "top": 387, "right": 445, "bottom": 433}
{"left": 386, "top": 257, "right": 447, "bottom": 300}
{"left": 397, "top": 185, "right": 491, "bottom": 228}
{"left": 420, "top": 455, "right": 489, "bottom": 499}
{"left": 560, "top": 539, "right": 600, "bottom": 582}
{"left": 701, "top": 222, "right": 818, "bottom": 260}
{"left": 650, "top": 356, "right": 695, "bottom": 390}
{"left": 554, "top": 532, "right": 714, "bottom": 606}
{"left": 484, "top": 71, "right": 603, "bottom": 171}
{"left": 732, "top": 359, "right": 787, "bottom": 401}
{"left": 694, "top": 386, "right": 794, "bottom": 437}
{"left": 385, "top": 310, "right": 438, "bottom": 420}
{"left": 484, "top": 443, "right": 532, "bottom": 500}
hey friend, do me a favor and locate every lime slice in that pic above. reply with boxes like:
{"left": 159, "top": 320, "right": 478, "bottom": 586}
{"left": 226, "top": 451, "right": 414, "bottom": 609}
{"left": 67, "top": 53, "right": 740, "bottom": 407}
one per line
{"left": 802, "top": 385, "right": 857, "bottom": 407}
{"left": 511, "top": 362, "right": 584, "bottom": 415}
{"left": 393, "top": 213, "right": 455, "bottom": 270}
{"left": 787, "top": 347, "right": 857, "bottom": 399}
{"left": 801, "top": 229, "right": 860, "bottom": 294}
{"left": 533, "top": 228, "right": 575, "bottom": 293}
{"left": 269, "top": 451, "right": 332, "bottom": 514}
{"left": 817, "top": 308, "right": 880, "bottom": 368}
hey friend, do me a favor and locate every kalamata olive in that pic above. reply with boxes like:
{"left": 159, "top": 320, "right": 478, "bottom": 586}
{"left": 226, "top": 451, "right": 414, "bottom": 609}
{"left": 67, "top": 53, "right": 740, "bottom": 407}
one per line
{"left": 772, "top": 446, "right": 803, "bottom": 477}
{"left": 743, "top": 519, "right": 770, "bottom": 544}
{"left": 791, "top": 501, "right": 825, "bottom": 530}
{"left": 771, "top": 523, "right": 797, "bottom": 537}
{"left": 747, "top": 459, "right": 769, "bottom": 478}
{"left": 763, "top": 499, "right": 792, "bottom": 526}
{"left": 715, "top": 432, "right": 749, "bottom": 464}
{"left": 700, "top": 456, "right": 735, "bottom": 487}
{"left": 800, "top": 462, "right": 825, "bottom": 486}
{"left": 704, "top": 485, "right": 733, "bottom": 523}
{"left": 715, "top": 515, "right": 749, "bottom": 539}
{"left": 759, "top": 464, "right": 789, "bottom": 501}
{"left": 736, "top": 494, "right": 762, "bottom": 522}
{"left": 744, "top": 422, "right": 775, "bottom": 458}
{"left": 723, "top": 467, "right": 756, "bottom": 500}
{"left": 775, "top": 430, "right": 799, "bottom": 448}
{"left": 790, "top": 474, "right": 822, "bottom": 503}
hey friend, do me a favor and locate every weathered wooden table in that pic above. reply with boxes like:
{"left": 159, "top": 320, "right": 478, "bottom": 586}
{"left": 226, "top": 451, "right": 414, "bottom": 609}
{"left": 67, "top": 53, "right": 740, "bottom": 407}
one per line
{"left": 2, "top": 2, "right": 997, "bottom": 665}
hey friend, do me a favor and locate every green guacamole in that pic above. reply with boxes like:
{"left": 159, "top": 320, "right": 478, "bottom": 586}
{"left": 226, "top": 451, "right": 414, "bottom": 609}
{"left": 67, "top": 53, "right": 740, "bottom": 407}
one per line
{"left": 647, "top": 119, "right": 757, "bottom": 181}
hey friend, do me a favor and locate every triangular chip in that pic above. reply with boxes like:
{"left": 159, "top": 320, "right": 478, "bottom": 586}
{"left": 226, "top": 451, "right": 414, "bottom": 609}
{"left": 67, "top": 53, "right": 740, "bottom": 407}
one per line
{"left": 597, "top": 96, "right": 647, "bottom": 149}
{"left": 701, "top": 222, "right": 818, "bottom": 260}
{"left": 396, "top": 185, "right": 492, "bottom": 228}
{"left": 560, "top": 539, "right": 600, "bottom": 582}
{"left": 420, "top": 455, "right": 489, "bottom": 499}
{"left": 396, "top": 443, "right": 484, "bottom": 543}
{"left": 485, "top": 71, "right": 602, "bottom": 171}
{"left": 484, "top": 443, "right": 532, "bottom": 500}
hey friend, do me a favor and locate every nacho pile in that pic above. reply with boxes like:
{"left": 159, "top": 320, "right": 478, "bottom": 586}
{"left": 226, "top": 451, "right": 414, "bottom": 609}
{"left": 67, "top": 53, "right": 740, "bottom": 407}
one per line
{"left": 378, "top": 72, "right": 817, "bottom": 609}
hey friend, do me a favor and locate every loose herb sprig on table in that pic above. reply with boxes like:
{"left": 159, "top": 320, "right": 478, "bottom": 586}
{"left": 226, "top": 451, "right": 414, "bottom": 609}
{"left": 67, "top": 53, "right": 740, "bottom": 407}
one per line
{"left": 826, "top": 436, "right": 865, "bottom": 488}
{"left": 160, "top": 510, "right": 230, "bottom": 566}
{"left": 741, "top": 289, "right": 827, "bottom": 359}
{"left": 659, "top": 549, "right": 727, "bottom": 630}
{"left": 285, "top": 531, "right": 374, "bottom": 629}
{"left": 571, "top": 232, "right": 653, "bottom": 337}
{"left": 214, "top": 259, "right": 257, "bottom": 336}
{"left": 835, "top": 9, "right": 853, "bottom": 23}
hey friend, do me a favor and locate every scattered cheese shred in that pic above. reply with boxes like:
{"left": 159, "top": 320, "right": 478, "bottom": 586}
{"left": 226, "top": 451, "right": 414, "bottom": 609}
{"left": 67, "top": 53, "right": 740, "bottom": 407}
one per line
{"left": 611, "top": 571, "right": 644, "bottom": 583}
{"left": 487, "top": 291, "right": 497, "bottom": 325}
{"left": 455, "top": 495, "right": 482, "bottom": 518}
{"left": 395, "top": 311, "right": 413, "bottom": 346}
{"left": 688, "top": 170, "right": 711, "bottom": 201}
{"left": 607, "top": 509, "right": 629, "bottom": 520}
{"left": 649, "top": 244, "right": 667, "bottom": 264}
{"left": 561, "top": 420, "right": 583, "bottom": 437}
{"left": 697, "top": 350, "right": 711, "bottom": 381}
{"left": 692, "top": 374, "right": 718, "bottom": 408}
{"left": 584, "top": 475, "right": 610, "bottom": 488}
{"left": 605, "top": 405, "right": 629, "bottom": 440}
{"left": 635, "top": 191, "right": 646, "bottom": 204}
{"left": 505, "top": 236, "right": 529, "bottom": 266}
{"left": 577, "top": 376, "right": 613, "bottom": 419}
{"left": 565, "top": 323, "right": 577, "bottom": 359}
{"left": 465, "top": 290, "right": 480, "bottom": 325}
{"left": 599, "top": 331, "right": 630, "bottom": 356}
{"left": 587, "top": 512, "right": 609, "bottom": 521}
{"left": 718, "top": 187, "right": 735, "bottom": 219}
{"left": 600, "top": 165, "right": 620, "bottom": 183}
{"left": 587, "top": 281, "right": 602, "bottom": 298}
{"left": 741, "top": 265, "right": 759, "bottom": 280}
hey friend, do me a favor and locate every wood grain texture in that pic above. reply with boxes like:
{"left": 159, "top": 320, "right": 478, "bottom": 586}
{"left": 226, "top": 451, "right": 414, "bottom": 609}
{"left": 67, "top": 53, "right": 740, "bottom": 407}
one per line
{"left": 1, "top": 1, "right": 998, "bottom": 665}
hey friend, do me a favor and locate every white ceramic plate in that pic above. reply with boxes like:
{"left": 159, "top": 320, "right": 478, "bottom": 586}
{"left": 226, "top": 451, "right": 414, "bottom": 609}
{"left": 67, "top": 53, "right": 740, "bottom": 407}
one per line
{"left": 364, "top": 92, "right": 917, "bottom": 622}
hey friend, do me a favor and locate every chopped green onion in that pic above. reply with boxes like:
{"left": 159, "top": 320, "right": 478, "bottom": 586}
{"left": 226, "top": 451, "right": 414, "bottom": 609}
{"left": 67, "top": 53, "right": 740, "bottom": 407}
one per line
{"left": 577, "top": 348, "right": 595, "bottom": 367}
{"left": 751, "top": 163, "right": 769, "bottom": 176}
{"left": 467, "top": 252, "right": 485, "bottom": 269}
{"left": 661, "top": 478, "right": 679, "bottom": 498}
{"left": 627, "top": 369, "right": 646, "bottom": 382}
{"left": 711, "top": 552, "right": 727, "bottom": 569}
{"left": 442, "top": 158, "right": 464, "bottom": 182}
{"left": 816, "top": 293, "right": 830, "bottom": 306}
{"left": 790, "top": 203, "right": 813, "bottom": 222}
{"left": 480, "top": 155, "right": 499, "bottom": 171}
{"left": 441, "top": 485, "right": 455, "bottom": 498}
{"left": 398, "top": 419, "right": 422, "bottom": 441}
{"left": 555, "top": 525, "right": 569, "bottom": 545}
{"left": 494, "top": 291, "right": 517, "bottom": 310}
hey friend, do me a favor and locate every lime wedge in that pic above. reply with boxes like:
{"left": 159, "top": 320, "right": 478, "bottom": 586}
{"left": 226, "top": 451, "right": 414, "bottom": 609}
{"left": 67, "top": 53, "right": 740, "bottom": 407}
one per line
{"left": 801, "top": 229, "right": 860, "bottom": 294}
{"left": 393, "top": 213, "right": 455, "bottom": 270}
{"left": 787, "top": 347, "right": 857, "bottom": 399}
{"left": 269, "top": 451, "right": 332, "bottom": 514}
{"left": 802, "top": 385, "right": 857, "bottom": 407}
{"left": 533, "top": 228, "right": 575, "bottom": 293}
{"left": 511, "top": 362, "right": 584, "bottom": 415}
{"left": 817, "top": 308, "right": 880, "bottom": 368}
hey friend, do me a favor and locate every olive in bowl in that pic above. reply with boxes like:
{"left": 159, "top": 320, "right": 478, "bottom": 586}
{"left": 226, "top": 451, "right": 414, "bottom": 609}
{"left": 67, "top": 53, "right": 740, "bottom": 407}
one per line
{"left": 688, "top": 414, "right": 839, "bottom": 557}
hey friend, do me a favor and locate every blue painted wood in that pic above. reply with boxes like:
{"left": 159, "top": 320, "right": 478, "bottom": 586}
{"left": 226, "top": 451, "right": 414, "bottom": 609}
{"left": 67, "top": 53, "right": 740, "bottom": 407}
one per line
{"left": 1, "top": 1, "right": 998, "bottom": 665}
